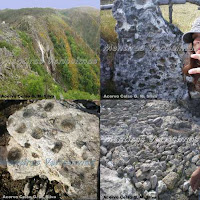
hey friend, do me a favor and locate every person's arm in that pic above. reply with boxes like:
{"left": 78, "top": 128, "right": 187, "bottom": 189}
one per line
{"left": 190, "top": 167, "right": 200, "bottom": 191}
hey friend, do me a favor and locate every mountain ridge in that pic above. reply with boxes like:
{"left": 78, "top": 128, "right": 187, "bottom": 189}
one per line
{"left": 0, "top": 7, "right": 100, "bottom": 99}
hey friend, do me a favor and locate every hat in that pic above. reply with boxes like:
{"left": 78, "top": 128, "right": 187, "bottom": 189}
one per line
{"left": 182, "top": 17, "right": 200, "bottom": 43}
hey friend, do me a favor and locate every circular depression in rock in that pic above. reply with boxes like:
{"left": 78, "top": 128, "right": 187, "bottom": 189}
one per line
{"left": 7, "top": 147, "right": 22, "bottom": 164}
{"left": 31, "top": 128, "right": 44, "bottom": 139}
{"left": 23, "top": 108, "right": 34, "bottom": 118}
{"left": 44, "top": 102, "right": 54, "bottom": 112}
{"left": 61, "top": 119, "right": 75, "bottom": 130}
{"left": 71, "top": 179, "right": 81, "bottom": 189}
{"left": 56, "top": 117, "right": 76, "bottom": 132}
{"left": 7, "top": 118, "right": 14, "bottom": 127}
{"left": 16, "top": 123, "right": 27, "bottom": 133}
{"left": 60, "top": 164, "right": 70, "bottom": 178}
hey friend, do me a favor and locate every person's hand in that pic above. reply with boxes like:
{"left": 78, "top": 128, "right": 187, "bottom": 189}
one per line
{"left": 188, "top": 68, "right": 200, "bottom": 74}
{"left": 189, "top": 50, "right": 200, "bottom": 74}
{"left": 191, "top": 49, "right": 200, "bottom": 60}
{"left": 190, "top": 167, "right": 200, "bottom": 191}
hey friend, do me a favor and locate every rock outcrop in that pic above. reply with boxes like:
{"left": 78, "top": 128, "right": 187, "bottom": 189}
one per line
{"left": 112, "top": 0, "right": 188, "bottom": 99}
{"left": 100, "top": 38, "right": 111, "bottom": 92}
{"left": 100, "top": 99, "right": 200, "bottom": 199}
{"left": 6, "top": 100, "right": 100, "bottom": 199}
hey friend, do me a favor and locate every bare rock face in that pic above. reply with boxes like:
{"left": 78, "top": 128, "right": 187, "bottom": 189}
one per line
{"left": 0, "top": 48, "right": 30, "bottom": 76}
{"left": 112, "top": 0, "right": 187, "bottom": 99}
{"left": 6, "top": 100, "right": 100, "bottom": 199}
{"left": 101, "top": 38, "right": 111, "bottom": 92}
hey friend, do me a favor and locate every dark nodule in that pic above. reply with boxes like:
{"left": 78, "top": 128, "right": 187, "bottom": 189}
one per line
{"left": 7, "top": 147, "right": 22, "bottom": 164}
{"left": 31, "top": 128, "right": 44, "bottom": 139}
{"left": 60, "top": 119, "right": 75, "bottom": 132}
{"left": 23, "top": 108, "right": 34, "bottom": 118}
{"left": 44, "top": 102, "right": 54, "bottom": 112}
{"left": 52, "top": 141, "right": 63, "bottom": 153}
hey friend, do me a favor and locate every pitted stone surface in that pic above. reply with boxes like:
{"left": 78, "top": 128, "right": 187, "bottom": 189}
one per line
{"left": 6, "top": 100, "right": 100, "bottom": 199}
{"left": 100, "top": 100, "right": 200, "bottom": 199}
{"left": 112, "top": 0, "right": 188, "bottom": 99}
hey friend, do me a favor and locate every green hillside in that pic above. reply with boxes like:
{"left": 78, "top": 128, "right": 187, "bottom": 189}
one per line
{"left": 60, "top": 7, "right": 100, "bottom": 54}
{"left": 0, "top": 7, "right": 100, "bottom": 100}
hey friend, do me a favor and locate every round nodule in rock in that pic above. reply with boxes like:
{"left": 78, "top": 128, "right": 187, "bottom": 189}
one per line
{"left": 7, "top": 118, "right": 14, "bottom": 127}
{"left": 23, "top": 108, "right": 34, "bottom": 118}
{"left": 52, "top": 141, "right": 63, "bottom": 153}
{"left": 31, "top": 127, "right": 44, "bottom": 139}
{"left": 71, "top": 179, "right": 81, "bottom": 189}
{"left": 60, "top": 118, "right": 75, "bottom": 132}
{"left": 16, "top": 123, "right": 27, "bottom": 134}
{"left": 24, "top": 143, "right": 30, "bottom": 148}
{"left": 7, "top": 147, "right": 22, "bottom": 164}
{"left": 44, "top": 102, "right": 54, "bottom": 112}
{"left": 60, "top": 164, "right": 70, "bottom": 178}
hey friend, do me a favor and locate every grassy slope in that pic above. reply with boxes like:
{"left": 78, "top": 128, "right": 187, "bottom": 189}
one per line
{"left": 101, "top": 0, "right": 114, "bottom": 5}
{"left": 47, "top": 15, "right": 79, "bottom": 89}
{"left": 47, "top": 15, "right": 100, "bottom": 94}
{"left": 0, "top": 8, "right": 100, "bottom": 100}
{"left": 101, "top": 10, "right": 117, "bottom": 44}
{"left": 60, "top": 7, "right": 100, "bottom": 54}
{"left": 160, "top": 2, "right": 200, "bottom": 33}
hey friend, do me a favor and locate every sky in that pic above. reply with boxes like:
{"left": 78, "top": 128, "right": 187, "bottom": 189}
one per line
{"left": 0, "top": 0, "right": 100, "bottom": 10}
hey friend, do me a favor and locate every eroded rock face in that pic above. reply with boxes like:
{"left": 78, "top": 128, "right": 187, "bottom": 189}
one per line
{"left": 0, "top": 48, "right": 30, "bottom": 80}
{"left": 6, "top": 100, "right": 100, "bottom": 199}
{"left": 112, "top": 0, "right": 187, "bottom": 99}
{"left": 101, "top": 38, "right": 111, "bottom": 92}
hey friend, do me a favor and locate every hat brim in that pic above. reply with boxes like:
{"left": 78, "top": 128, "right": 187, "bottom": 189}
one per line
{"left": 182, "top": 31, "right": 199, "bottom": 43}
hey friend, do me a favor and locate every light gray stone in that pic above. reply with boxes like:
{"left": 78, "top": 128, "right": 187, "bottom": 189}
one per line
{"left": 157, "top": 180, "right": 167, "bottom": 194}
{"left": 150, "top": 175, "right": 158, "bottom": 189}
{"left": 6, "top": 100, "right": 100, "bottom": 198}
{"left": 191, "top": 155, "right": 199, "bottom": 163}
{"left": 143, "top": 181, "right": 151, "bottom": 191}
{"left": 100, "top": 146, "right": 107, "bottom": 156}
{"left": 162, "top": 172, "right": 179, "bottom": 190}
{"left": 182, "top": 181, "right": 190, "bottom": 192}
{"left": 101, "top": 165, "right": 138, "bottom": 197}
{"left": 23, "top": 182, "right": 30, "bottom": 197}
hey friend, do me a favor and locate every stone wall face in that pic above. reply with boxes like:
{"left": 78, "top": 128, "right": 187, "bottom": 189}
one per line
{"left": 112, "top": 0, "right": 188, "bottom": 99}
